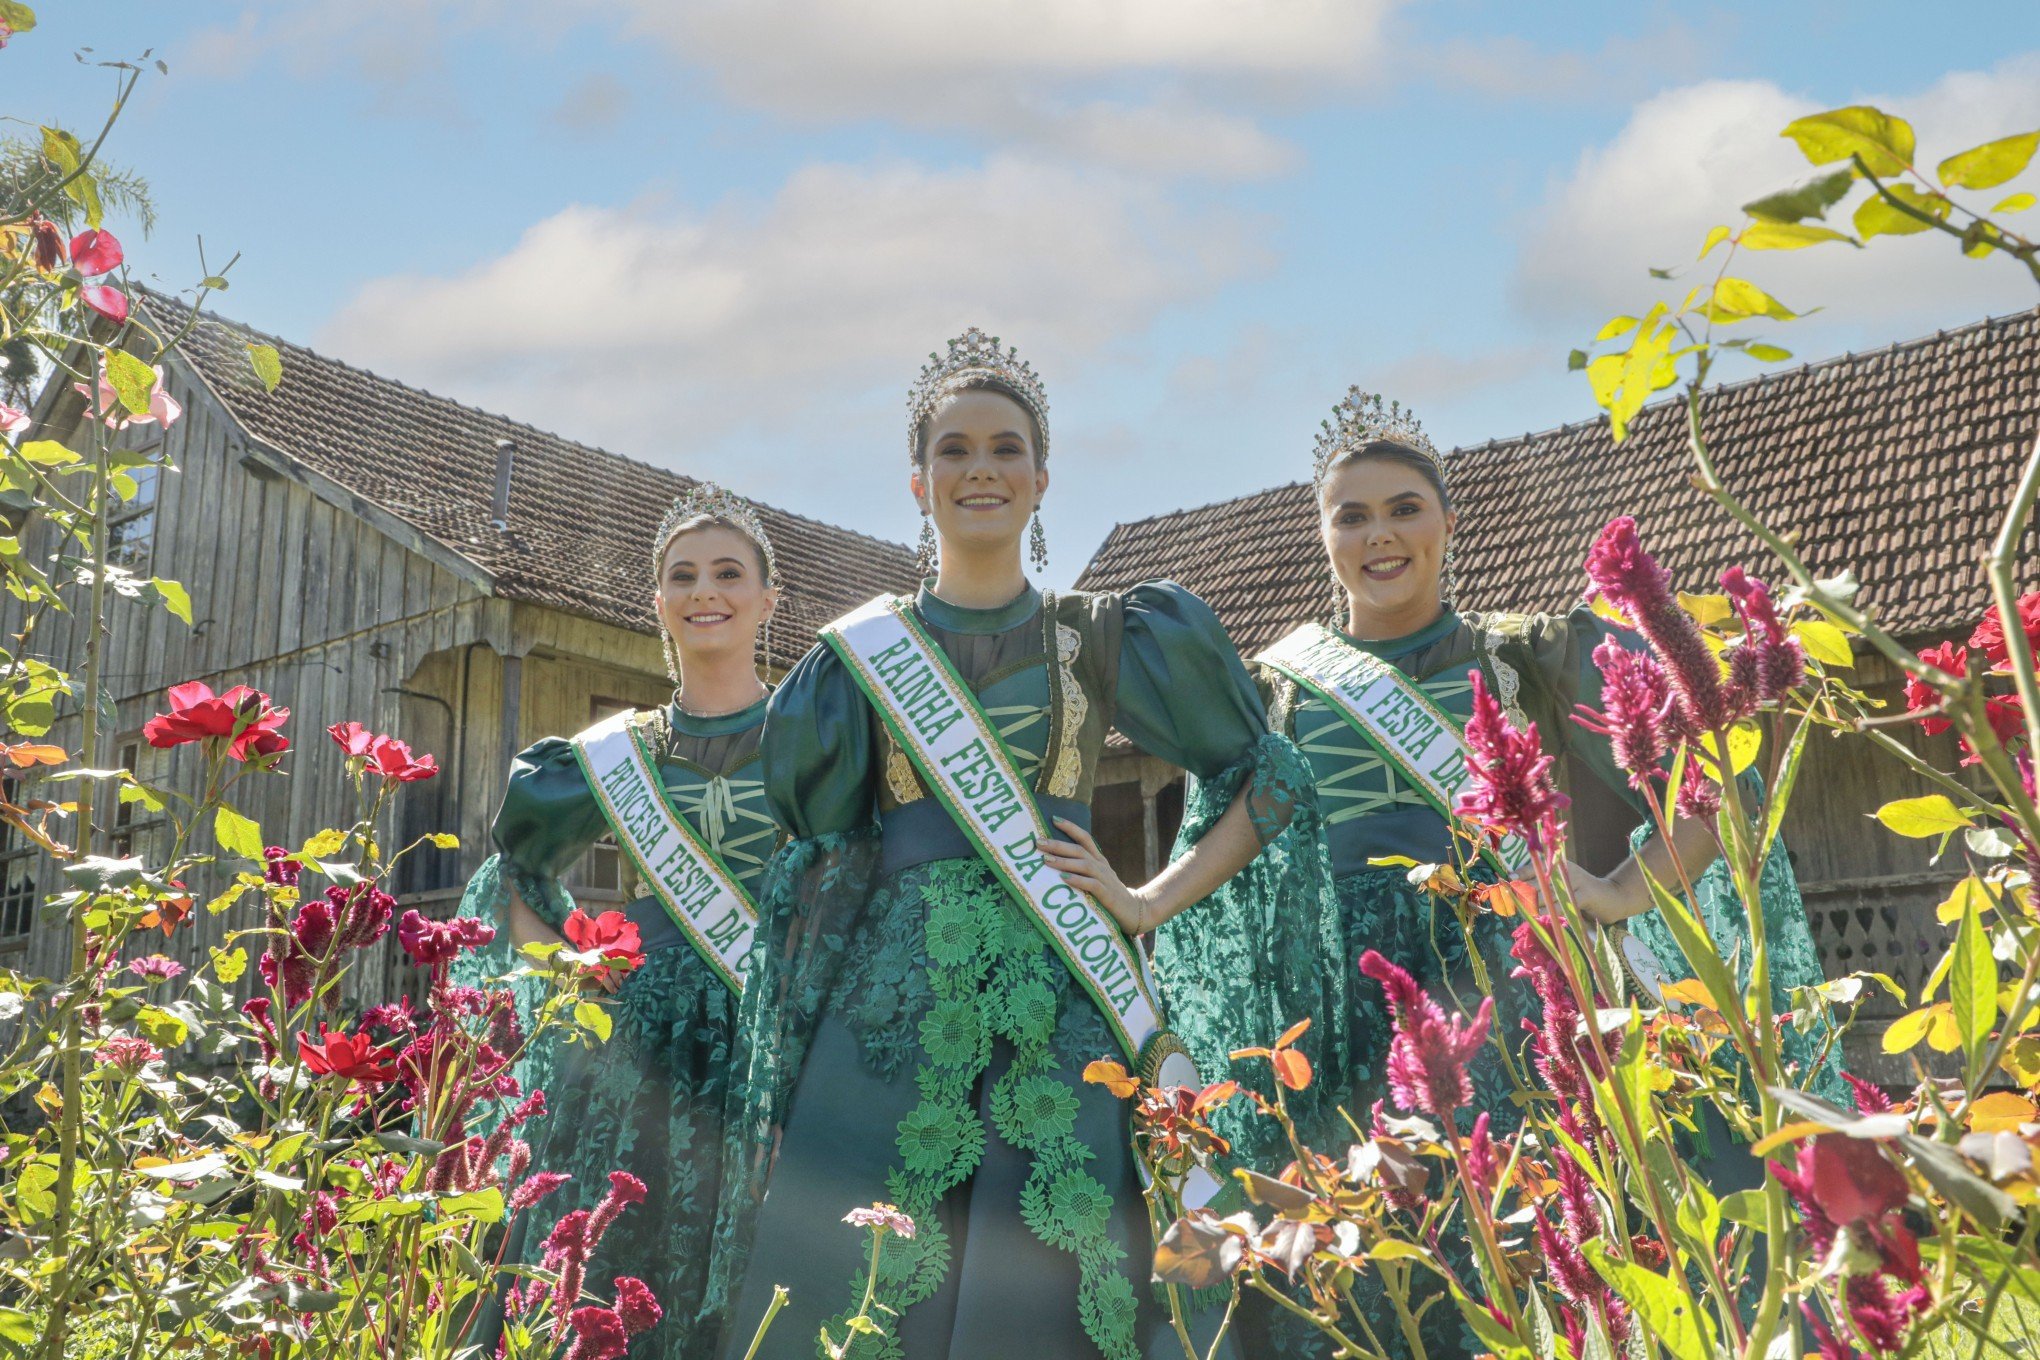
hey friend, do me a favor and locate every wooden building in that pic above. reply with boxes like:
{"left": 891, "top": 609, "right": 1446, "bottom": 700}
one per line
{"left": 1077, "top": 306, "right": 2040, "bottom": 1079}
{"left": 2, "top": 291, "right": 918, "bottom": 1006}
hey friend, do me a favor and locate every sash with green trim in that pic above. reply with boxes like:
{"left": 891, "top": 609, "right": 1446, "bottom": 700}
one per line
{"left": 569, "top": 709, "right": 758, "bottom": 994}
{"left": 822, "top": 595, "right": 1178, "bottom": 1071}
{"left": 1258, "top": 623, "right": 1671, "bottom": 1004}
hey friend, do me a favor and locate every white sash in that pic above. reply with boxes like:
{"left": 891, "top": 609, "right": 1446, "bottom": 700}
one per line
{"left": 822, "top": 595, "right": 1166, "bottom": 1067}
{"left": 1259, "top": 623, "right": 1671, "bottom": 1004}
{"left": 1257, "top": 622, "right": 1532, "bottom": 879}
{"left": 570, "top": 709, "right": 758, "bottom": 994}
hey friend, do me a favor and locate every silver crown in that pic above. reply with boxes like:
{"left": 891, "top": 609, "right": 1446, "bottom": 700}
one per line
{"left": 906, "top": 327, "right": 1051, "bottom": 462}
{"left": 1311, "top": 388, "right": 1444, "bottom": 488}
{"left": 652, "top": 481, "right": 778, "bottom": 585}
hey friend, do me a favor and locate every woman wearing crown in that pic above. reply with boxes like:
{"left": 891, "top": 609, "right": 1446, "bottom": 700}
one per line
{"left": 711, "top": 330, "right": 1338, "bottom": 1360}
{"left": 1092, "top": 390, "right": 1847, "bottom": 1358}
{"left": 458, "top": 486, "right": 783, "bottom": 1359}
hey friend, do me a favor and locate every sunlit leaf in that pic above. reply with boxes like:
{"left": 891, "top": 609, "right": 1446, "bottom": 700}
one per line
{"left": 213, "top": 805, "right": 264, "bottom": 861}
{"left": 1702, "top": 277, "right": 1801, "bottom": 323}
{"left": 246, "top": 344, "right": 283, "bottom": 393}
{"left": 1743, "top": 342, "right": 1793, "bottom": 362}
{"left": 298, "top": 828, "right": 348, "bottom": 860}
{"left": 1951, "top": 896, "right": 1999, "bottom": 1072}
{"left": 1793, "top": 619, "right": 1853, "bottom": 667}
{"left": 429, "top": 832, "right": 460, "bottom": 849}
{"left": 15, "top": 439, "right": 80, "bottom": 467}
{"left": 1854, "top": 182, "right": 1947, "bottom": 240}
{"left": 1583, "top": 1240, "right": 1714, "bottom": 1360}
{"left": 1882, "top": 1006, "right": 1937, "bottom": 1054}
{"left": 149, "top": 576, "right": 192, "bottom": 625}
{"left": 1993, "top": 192, "right": 2036, "bottom": 213}
{"left": 209, "top": 946, "right": 247, "bottom": 984}
{"left": 1678, "top": 591, "right": 1733, "bottom": 626}
{"left": 573, "top": 999, "right": 612, "bottom": 1043}
{"left": 1966, "top": 1091, "right": 2037, "bottom": 1133}
{"left": 1937, "top": 877, "right": 1992, "bottom": 925}
{"left": 1874, "top": 794, "right": 1973, "bottom": 839}
{"left": 1083, "top": 1059, "right": 1140, "bottom": 1098}
{"left": 1937, "top": 131, "right": 2040, "bottom": 190}
{"left": 1781, "top": 105, "right": 1917, "bottom": 177}
{"left": 1697, "top": 224, "right": 1732, "bottom": 259}
{"left": 1739, "top": 221, "right": 1854, "bottom": 250}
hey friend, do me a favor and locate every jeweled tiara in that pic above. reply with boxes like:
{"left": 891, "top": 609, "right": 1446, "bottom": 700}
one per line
{"left": 906, "top": 327, "right": 1051, "bottom": 462}
{"left": 652, "top": 481, "right": 778, "bottom": 585}
{"left": 1311, "top": 388, "right": 1445, "bottom": 490}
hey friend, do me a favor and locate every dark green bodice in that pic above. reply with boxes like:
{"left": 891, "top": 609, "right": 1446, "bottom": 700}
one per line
{"left": 1266, "top": 606, "right": 1631, "bottom": 875}
{"left": 490, "top": 696, "right": 776, "bottom": 926}
{"left": 762, "top": 581, "right": 1271, "bottom": 842}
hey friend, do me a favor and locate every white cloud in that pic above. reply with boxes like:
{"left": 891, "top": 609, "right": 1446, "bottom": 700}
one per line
{"left": 316, "top": 155, "right": 1272, "bottom": 525}
{"left": 1513, "top": 56, "right": 2040, "bottom": 339}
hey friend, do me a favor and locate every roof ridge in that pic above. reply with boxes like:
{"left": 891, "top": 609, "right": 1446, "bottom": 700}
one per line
{"left": 1091, "top": 302, "right": 2040, "bottom": 540}
{"left": 136, "top": 286, "right": 911, "bottom": 558}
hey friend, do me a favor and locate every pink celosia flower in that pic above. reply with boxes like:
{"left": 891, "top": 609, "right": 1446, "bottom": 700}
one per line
{"left": 1676, "top": 771, "right": 1722, "bottom": 822}
{"left": 612, "top": 1276, "right": 662, "bottom": 1336}
{"left": 1462, "top": 1112, "right": 1499, "bottom": 1203}
{"left": 262, "top": 845, "right": 303, "bottom": 887}
{"left": 1722, "top": 566, "right": 1806, "bottom": 704}
{"left": 509, "top": 1171, "right": 571, "bottom": 1213}
{"left": 1585, "top": 517, "right": 1734, "bottom": 734}
{"left": 330, "top": 883, "right": 396, "bottom": 950}
{"left": 96, "top": 1035, "right": 161, "bottom": 1073}
{"left": 563, "top": 1305, "right": 628, "bottom": 1360}
{"left": 1358, "top": 949, "right": 1494, "bottom": 1118}
{"left": 1844, "top": 1071, "right": 1894, "bottom": 1115}
{"left": 1456, "top": 670, "right": 1569, "bottom": 852}
{"left": 585, "top": 1169, "right": 647, "bottom": 1247}
{"left": 396, "top": 910, "right": 495, "bottom": 968}
{"left": 1576, "top": 638, "right": 1675, "bottom": 786}
{"left": 260, "top": 896, "right": 335, "bottom": 1009}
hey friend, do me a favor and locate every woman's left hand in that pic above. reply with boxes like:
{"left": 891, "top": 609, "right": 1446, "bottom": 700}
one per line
{"left": 1566, "top": 863, "right": 1647, "bottom": 926}
{"left": 1040, "top": 817, "right": 1152, "bottom": 935}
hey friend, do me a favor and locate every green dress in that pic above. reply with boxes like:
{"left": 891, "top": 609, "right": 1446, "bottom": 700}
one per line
{"left": 1158, "top": 607, "right": 1846, "bottom": 1360}
{"left": 712, "top": 583, "right": 1329, "bottom": 1360}
{"left": 459, "top": 697, "right": 776, "bottom": 1360}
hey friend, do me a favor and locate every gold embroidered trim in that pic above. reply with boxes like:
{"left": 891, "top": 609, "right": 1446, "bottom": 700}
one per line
{"left": 885, "top": 737, "right": 925, "bottom": 805}
{"left": 1048, "top": 621, "right": 1087, "bottom": 798}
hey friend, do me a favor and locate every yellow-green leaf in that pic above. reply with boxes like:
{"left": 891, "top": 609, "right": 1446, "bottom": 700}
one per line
{"left": 1967, "top": 1091, "right": 2037, "bottom": 1132}
{"left": 1698, "top": 224, "right": 1732, "bottom": 259}
{"left": 1938, "top": 131, "right": 2040, "bottom": 190}
{"left": 1595, "top": 315, "right": 1640, "bottom": 343}
{"left": 574, "top": 999, "right": 612, "bottom": 1043}
{"left": 104, "top": 350, "right": 158, "bottom": 418}
{"left": 1793, "top": 619, "right": 1853, "bottom": 667}
{"left": 1678, "top": 591, "right": 1733, "bottom": 627}
{"left": 1699, "top": 721, "right": 1763, "bottom": 777}
{"left": 1874, "top": 794, "right": 1974, "bottom": 839}
{"left": 1583, "top": 1241, "right": 1714, "bottom": 1360}
{"left": 1744, "top": 343, "right": 1794, "bottom": 363}
{"left": 299, "top": 828, "right": 348, "bottom": 860}
{"left": 1740, "top": 168, "right": 1856, "bottom": 224}
{"left": 438, "top": 1187, "right": 505, "bottom": 1223}
{"left": 1854, "top": 183, "right": 1947, "bottom": 240}
{"left": 1703, "top": 277, "right": 1800, "bottom": 323}
{"left": 1937, "top": 876, "right": 1992, "bottom": 925}
{"left": 1883, "top": 1006, "right": 1937, "bottom": 1054}
{"left": 1993, "top": 192, "right": 2036, "bottom": 214}
{"left": 209, "top": 946, "right": 247, "bottom": 984}
{"left": 246, "top": 344, "right": 283, "bottom": 394}
{"left": 214, "top": 805, "right": 265, "bottom": 861}
{"left": 1951, "top": 895, "right": 1999, "bottom": 1071}
{"left": 429, "top": 832, "right": 460, "bottom": 849}
{"left": 0, "top": 5, "right": 38, "bottom": 37}
{"left": 1739, "top": 221, "right": 1854, "bottom": 251}
{"left": 148, "top": 577, "right": 192, "bottom": 625}
{"left": 14, "top": 440, "right": 79, "bottom": 467}
{"left": 1782, "top": 105, "right": 1917, "bottom": 177}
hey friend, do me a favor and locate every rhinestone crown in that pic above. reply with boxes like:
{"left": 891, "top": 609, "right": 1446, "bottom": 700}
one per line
{"left": 1311, "top": 388, "right": 1444, "bottom": 489}
{"left": 652, "top": 481, "right": 778, "bottom": 585}
{"left": 906, "top": 327, "right": 1051, "bottom": 462}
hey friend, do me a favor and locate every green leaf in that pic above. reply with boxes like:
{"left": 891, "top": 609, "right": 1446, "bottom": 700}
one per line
{"left": 1640, "top": 867, "right": 1744, "bottom": 1044}
{"left": 105, "top": 350, "right": 157, "bottom": 418}
{"left": 0, "top": 5, "right": 39, "bottom": 36}
{"left": 134, "top": 1003, "right": 190, "bottom": 1046}
{"left": 213, "top": 804, "right": 265, "bottom": 861}
{"left": 1760, "top": 718, "right": 1812, "bottom": 863}
{"left": 1794, "top": 618, "right": 1854, "bottom": 667}
{"left": 1741, "top": 342, "right": 1792, "bottom": 363}
{"left": 1951, "top": 895, "right": 1998, "bottom": 1080}
{"left": 149, "top": 577, "right": 192, "bottom": 625}
{"left": 1718, "top": 1188, "right": 1767, "bottom": 1231}
{"left": 1854, "top": 183, "right": 1947, "bottom": 240}
{"left": 429, "top": 832, "right": 460, "bottom": 849}
{"left": 1697, "top": 224, "right": 1732, "bottom": 258}
{"left": 1781, "top": 105, "right": 1917, "bottom": 177}
{"left": 575, "top": 999, "right": 613, "bottom": 1043}
{"left": 1874, "top": 794, "right": 1974, "bottom": 839}
{"left": 1938, "top": 131, "right": 2040, "bottom": 190}
{"left": 209, "top": 946, "right": 246, "bottom": 984}
{"left": 1741, "top": 168, "right": 1856, "bottom": 223}
{"left": 1739, "top": 221, "right": 1854, "bottom": 251}
{"left": 14, "top": 439, "right": 80, "bottom": 467}
{"left": 1993, "top": 192, "right": 2036, "bottom": 213}
{"left": 299, "top": 828, "right": 349, "bottom": 859}
{"left": 0, "top": 1306, "right": 37, "bottom": 1344}
{"left": 1702, "top": 277, "right": 1800, "bottom": 323}
{"left": 438, "top": 1187, "right": 505, "bottom": 1223}
{"left": 39, "top": 127, "right": 102, "bottom": 229}
{"left": 1673, "top": 1172, "right": 1721, "bottom": 1254}
{"left": 246, "top": 344, "right": 283, "bottom": 394}
{"left": 1583, "top": 1240, "right": 1714, "bottom": 1360}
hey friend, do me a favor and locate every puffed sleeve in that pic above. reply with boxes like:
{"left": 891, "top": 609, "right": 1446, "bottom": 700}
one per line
{"left": 1112, "top": 580, "right": 1271, "bottom": 780}
{"left": 1511, "top": 604, "right": 1646, "bottom": 813}
{"left": 489, "top": 738, "right": 614, "bottom": 885}
{"left": 758, "top": 640, "right": 880, "bottom": 839}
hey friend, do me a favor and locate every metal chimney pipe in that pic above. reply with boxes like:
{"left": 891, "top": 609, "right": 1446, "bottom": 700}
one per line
{"left": 490, "top": 438, "right": 515, "bottom": 530}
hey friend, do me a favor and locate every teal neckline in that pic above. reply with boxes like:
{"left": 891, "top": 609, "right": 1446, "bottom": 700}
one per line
{"left": 666, "top": 693, "right": 769, "bottom": 738}
{"left": 915, "top": 581, "right": 1042, "bottom": 635}
{"left": 1335, "top": 609, "right": 1461, "bottom": 661}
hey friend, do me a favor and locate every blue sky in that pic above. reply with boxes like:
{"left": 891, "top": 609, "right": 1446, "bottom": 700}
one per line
{"left": 11, "top": 3, "right": 2039, "bottom": 584}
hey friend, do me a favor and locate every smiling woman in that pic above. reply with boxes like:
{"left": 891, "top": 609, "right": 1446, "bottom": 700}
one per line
{"left": 455, "top": 484, "right": 784, "bottom": 1360}
{"left": 711, "top": 330, "right": 1340, "bottom": 1360}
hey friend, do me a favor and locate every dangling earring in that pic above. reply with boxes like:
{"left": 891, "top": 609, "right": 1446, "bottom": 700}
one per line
{"left": 1441, "top": 546, "right": 1459, "bottom": 611}
{"left": 1327, "top": 573, "right": 1346, "bottom": 631}
{"left": 759, "top": 595, "right": 776, "bottom": 687}
{"left": 916, "top": 513, "right": 937, "bottom": 578}
{"left": 1028, "top": 510, "right": 1048, "bottom": 573}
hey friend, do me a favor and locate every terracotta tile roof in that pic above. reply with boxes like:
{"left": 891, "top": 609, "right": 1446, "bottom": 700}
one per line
{"left": 142, "top": 290, "right": 920, "bottom": 665}
{"left": 1079, "top": 307, "right": 2040, "bottom": 651}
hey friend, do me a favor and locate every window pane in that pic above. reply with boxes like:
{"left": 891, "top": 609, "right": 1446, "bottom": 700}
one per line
{"left": 127, "top": 465, "right": 159, "bottom": 506}
{"left": 0, "top": 855, "right": 35, "bottom": 937}
{"left": 109, "top": 510, "right": 154, "bottom": 571}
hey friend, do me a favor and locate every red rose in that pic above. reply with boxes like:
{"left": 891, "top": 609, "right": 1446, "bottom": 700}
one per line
{"left": 367, "top": 734, "right": 438, "bottom": 783}
{"left": 143, "top": 682, "right": 290, "bottom": 762}
{"left": 68, "top": 229, "right": 123, "bottom": 277}
{"left": 1970, "top": 591, "right": 2040, "bottom": 669}
{"left": 563, "top": 909, "right": 645, "bottom": 975}
{"left": 297, "top": 1023, "right": 400, "bottom": 1085}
